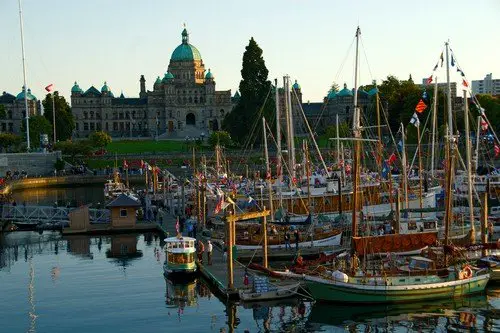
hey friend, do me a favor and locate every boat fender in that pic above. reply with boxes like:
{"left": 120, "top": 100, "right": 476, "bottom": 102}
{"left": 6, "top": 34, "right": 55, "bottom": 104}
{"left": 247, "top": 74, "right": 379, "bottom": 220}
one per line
{"left": 461, "top": 265, "right": 473, "bottom": 279}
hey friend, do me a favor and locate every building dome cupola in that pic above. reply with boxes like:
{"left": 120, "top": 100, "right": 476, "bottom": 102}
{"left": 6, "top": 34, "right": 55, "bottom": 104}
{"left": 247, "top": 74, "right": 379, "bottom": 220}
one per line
{"left": 292, "top": 80, "right": 301, "bottom": 90}
{"left": 170, "top": 27, "right": 202, "bottom": 62}
{"left": 101, "top": 81, "right": 110, "bottom": 93}
{"left": 205, "top": 69, "right": 214, "bottom": 80}
{"left": 162, "top": 72, "right": 174, "bottom": 83}
{"left": 71, "top": 81, "right": 83, "bottom": 94}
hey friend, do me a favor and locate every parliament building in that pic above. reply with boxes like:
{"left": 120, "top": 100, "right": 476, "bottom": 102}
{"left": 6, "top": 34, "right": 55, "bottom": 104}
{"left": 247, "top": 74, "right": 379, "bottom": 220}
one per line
{"left": 71, "top": 28, "right": 233, "bottom": 139}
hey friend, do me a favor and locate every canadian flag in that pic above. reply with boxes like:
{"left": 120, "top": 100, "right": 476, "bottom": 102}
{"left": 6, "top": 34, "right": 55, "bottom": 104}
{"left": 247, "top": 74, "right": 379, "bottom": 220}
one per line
{"left": 45, "top": 84, "right": 54, "bottom": 92}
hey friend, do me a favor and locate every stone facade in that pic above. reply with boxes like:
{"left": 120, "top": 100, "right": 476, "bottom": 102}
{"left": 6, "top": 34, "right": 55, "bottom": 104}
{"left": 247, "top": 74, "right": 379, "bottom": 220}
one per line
{"left": 0, "top": 88, "right": 39, "bottom": 135}
{"left": 71, "top": 28, "right": 232, "bottom": 139}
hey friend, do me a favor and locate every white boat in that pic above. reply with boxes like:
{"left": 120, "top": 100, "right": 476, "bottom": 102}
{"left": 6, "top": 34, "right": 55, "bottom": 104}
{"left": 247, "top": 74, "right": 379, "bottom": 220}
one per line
{"left": 235, "top": 231, "right": 342, "bottom": 250}
{"left": 239, "top": 278, "right": 301, "bottom": 302}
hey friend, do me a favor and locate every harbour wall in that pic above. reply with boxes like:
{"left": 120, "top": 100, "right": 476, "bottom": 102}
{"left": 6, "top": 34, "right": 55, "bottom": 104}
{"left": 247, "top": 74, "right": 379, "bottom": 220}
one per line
{"left": 0, "top": 152, "right": 62, "bottom": 177}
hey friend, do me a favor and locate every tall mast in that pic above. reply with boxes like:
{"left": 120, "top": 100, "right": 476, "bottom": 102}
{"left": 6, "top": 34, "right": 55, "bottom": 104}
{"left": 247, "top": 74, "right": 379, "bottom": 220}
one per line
{"left": 443, "top": 41, "right": 455, "bottom": 247}
{"left": 286, "top": 76, "right": 296, "bottom": 180}
{"left": 262, "top": 117, "right": 274, "bottom": 218}
{"left": 351, "top": 26, "right": 361, "bottom": 242}
{"left": 18, "top": 0, "right": 30, "bottom": 149}
{"left": 401, "top": 123, "right": 408, "bottom": 209}
{"left": 474, "top": 116, "right": 481, "bottom": 173}
{"left": 417, "top": 122, "right": 424, "bottom": 218}
{"left": 336, "top": 114, "right": 340, "bottom": 165}
{"left": 464, "top": 90, "right": 475, "bottom": 241}
{"left": 275, "top": 79, "right": 283, "bottom": 208}
{"left": 430, "top": 78, "right": 439, "bottom": 177}
{"left": 283, "top": 76, "right": 292, "bottom": 187}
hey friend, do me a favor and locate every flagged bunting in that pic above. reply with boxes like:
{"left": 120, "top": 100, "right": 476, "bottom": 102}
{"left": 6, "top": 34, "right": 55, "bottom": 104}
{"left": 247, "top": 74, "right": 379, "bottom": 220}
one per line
{"left": 45, "top": 84, "right": 54, "bottom": 92}
{"left": 123, "top": 159, "right": 128, "bottom": 169}
{"left": 451, "top": 54, "right": 455, "bottom": 67}
{"left": 462, "top": 79, "right": 469, "bottom": 87}
{"left": 387, "top": 152, "right": 397, "bottom": 165}
{"left": 410, "top": 112, "right": 420, "bottom": 127}
{"left": 495, "top": 144, "right": 500, "bottom": 158}
{"left": 426, "top": 75, "right": 433, "bottom": 85}
{"left": 415, "top": 99, "right": 427, "bottom": 113}
{"left": 440, "top": 52, "right": 444, "bottom": 67}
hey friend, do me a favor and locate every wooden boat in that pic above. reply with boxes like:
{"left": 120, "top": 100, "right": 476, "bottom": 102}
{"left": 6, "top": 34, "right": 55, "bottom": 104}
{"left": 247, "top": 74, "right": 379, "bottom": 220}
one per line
{"left": 163, "top": 236, "right": 197, "bottom": 278}
{"left": 305, "top": 260, "right": 490, "bottom": 303}
{"left": 238, "top": 277, "right": 301, "bottom": 302}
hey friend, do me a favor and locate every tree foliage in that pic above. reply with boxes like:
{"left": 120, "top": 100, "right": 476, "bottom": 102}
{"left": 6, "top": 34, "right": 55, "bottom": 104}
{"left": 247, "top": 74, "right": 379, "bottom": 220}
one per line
{"left": 42, "top": 91, "right": 75, "bottom": 142}
{"left": 54, "top": 140, "right": 93, "bottom": 157}
{"left": 89, "top": 130, "right": 112, "bottom": 148}
{"left": 0, "top": 133, "right": 22, "bottom": 151}
{"left": 475, "top": 94, "right": 500, "bottom": 131}
{"left": 223, "top": 37, "right": 274, "bottom": 145}
{"left": 21, "top": 115, "right": 52, "bottom": 148}
{"left": 208, "top": 130, "right": 232, "bottom": 148}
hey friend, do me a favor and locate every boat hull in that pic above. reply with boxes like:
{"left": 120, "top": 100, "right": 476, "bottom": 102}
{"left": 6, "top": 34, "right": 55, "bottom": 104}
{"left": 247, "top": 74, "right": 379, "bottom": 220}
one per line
{"left": 305, "top": 274, "right": 489, "bottom": 304}
{"left": 239, "top": 282, "right": 301, "bottom": 302}
{"left": 235, "top": 232, "right": 342, "bottom": 250}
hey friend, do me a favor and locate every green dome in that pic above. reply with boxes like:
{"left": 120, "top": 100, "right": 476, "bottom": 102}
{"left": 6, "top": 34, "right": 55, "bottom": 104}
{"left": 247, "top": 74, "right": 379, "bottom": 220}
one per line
{"left": 205, "top": 69, "right": 214, "bottom": 79}
{"left": 155, "top": 76, "right": 162, "bottom": 85}
{"left": 162, "top": 72, "right": 174, "bottom": 83}
{"left": 292, "top": 80, "right": 301, "bottom": 90}
{"left": 71, "top": 81, "right": 83, "bottom": 93}
{"left": 171, "top": 28, "right": 202, "bottom": 61}
{"left": 101, "top": 81, "right": 110, "bottom": 93}
{"left": 368, "top": 87, "right": 379, "bottom": 96}
{"left": 16, "top": 86, "right": 37, "bottom": 101}
{"left": 337, "top": 83, "right": 353, "bottom": 97}
{"left": 233, "top": 91, "right": 240, "bottom": 99}
{"left": 327, "top": 90, "right": 337, "bottom": 99}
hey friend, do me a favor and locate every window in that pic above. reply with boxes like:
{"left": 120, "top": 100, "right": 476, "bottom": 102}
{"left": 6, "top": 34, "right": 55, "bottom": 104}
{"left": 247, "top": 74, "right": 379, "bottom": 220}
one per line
{"left": 120, "top": 208, "right": 127, "bottom": 217}
{"left": 84, "top": 111, "right": 88, "bottom": 119}
{"left": 113, "top": 122, "right": 118, "bottom": 131}
{"left": 105, "top": 123, "right": 108, "bottom": 131}
{"left": 90, "top": 111, "right": 94, "bottom": 119}
{"left": 1, "top": 123, "right": 5, "bottom": 131}
{"left": 84, "top": 122, "right": 89, "bottom": 131}
{"left": 90, "top": 123, "right": 95, "bottom": 130}
{"left": 75, "top": 123, "right": 79, "bottom": 131}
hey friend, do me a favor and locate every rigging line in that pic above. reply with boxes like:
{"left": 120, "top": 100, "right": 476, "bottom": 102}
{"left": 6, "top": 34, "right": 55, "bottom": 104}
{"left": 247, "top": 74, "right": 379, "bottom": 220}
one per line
{"left": 408, "top": 106, "right": 433, "bottom": 173}
{"left": 334, "top": 37, "right": 356, "bottom": 83}
{"left": 359, "top": 36, "right": 374, "bottom": 83}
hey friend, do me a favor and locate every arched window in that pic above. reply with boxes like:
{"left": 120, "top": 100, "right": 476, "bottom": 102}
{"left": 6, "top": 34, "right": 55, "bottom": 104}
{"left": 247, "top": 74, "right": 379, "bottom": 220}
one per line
{"left": 220, "top": 109, "right": 225, "bottom": 117}
{"left": 194, "top": 97, "right": 198, "bottom": 104}
{"left": 188, "top": 97, "right": 192, "bottom": 103}
{"left": 84, "top": 111, "right": 88, "bottom": 119}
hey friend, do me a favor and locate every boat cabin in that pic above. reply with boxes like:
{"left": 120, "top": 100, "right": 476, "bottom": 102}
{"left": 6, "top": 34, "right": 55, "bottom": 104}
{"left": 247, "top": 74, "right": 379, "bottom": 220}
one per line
{"left": 164, "top": 236, "right": 197, "bottom": 274}
{"left": 398, "top": 256, "right": 436, "bottom": 273}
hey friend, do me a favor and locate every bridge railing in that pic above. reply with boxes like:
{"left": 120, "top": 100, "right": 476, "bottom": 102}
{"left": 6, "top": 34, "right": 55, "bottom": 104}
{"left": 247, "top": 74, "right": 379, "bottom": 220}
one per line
{"left": 0, "top": 205, "right": 110, "bottom": 224}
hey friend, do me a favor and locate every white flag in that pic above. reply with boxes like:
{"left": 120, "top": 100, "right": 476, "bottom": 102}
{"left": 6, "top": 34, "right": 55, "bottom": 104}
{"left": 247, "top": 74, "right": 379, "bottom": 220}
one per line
{"left": 410, "top": 112, "right": 420, "bottom": 127}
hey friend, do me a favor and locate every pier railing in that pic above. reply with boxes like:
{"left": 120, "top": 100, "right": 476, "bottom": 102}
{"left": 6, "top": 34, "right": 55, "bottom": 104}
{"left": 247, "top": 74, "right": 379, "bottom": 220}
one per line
{"left": 0, "top": 205, "right": 110, "bottom": 224}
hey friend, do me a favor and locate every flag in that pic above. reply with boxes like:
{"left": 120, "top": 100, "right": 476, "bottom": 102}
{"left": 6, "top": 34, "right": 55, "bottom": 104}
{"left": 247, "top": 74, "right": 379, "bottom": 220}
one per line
{"left": 422, "top": 90, "right": 429, "bottom": 103}
{"left": 214, "top": 196, "right": 223, "bottom": 214}
{"left": 175, "top": 216, "right": 180, "bottom": 234}
{"left": 495, "top": 144, "right": 500, "bottom": 158}
{"left": 265, "top": 170, "right": 271, "bottom": 180}
{"left": 462, "top": 79, "right": 469, "bottom": 87}
{"left": 397, "top": 140, "right": 403, "bottom": 153}
{"left": 345, "top": 164, "right": 351, "bottom": 175}
{"left": 433, "top": 63, "right": 438, "bottom": 71}
{"left": 426, "top": 75, "right": 433, "bottom": 85}
{"left": 123, "top": 159, "right": 128, "bottom": 169}
{"left": 481, "top": 117, "right": 488, "bottom": 131}
{"left": 410, "top": 112, "right": 420, "bottom": 127}
{"left": 440, "top": 52, "right": 444, "bottom": 67}
{"left": 415, "top": 99, "right": 427, "bottom": 113}
{"left": 451, "top": 54, "right": 455, "bottom": 67}
{"left": 387, "top": 153, "right": 397, "bottom": 165}
{"left": 140, "top": 160, "right": 145, "bottom": 169}
{"left": 381, "top": 161, "right": 389, "bottom": 179}
{"left": 45, "top": 84, "right": 54, "bottom": 92}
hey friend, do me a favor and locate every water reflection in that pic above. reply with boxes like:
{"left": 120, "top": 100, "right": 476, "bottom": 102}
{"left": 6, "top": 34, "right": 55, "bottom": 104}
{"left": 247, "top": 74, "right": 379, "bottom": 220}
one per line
{"left": 307, "top": 293, "right": 500, "bottom": 332}
{"left": 105, "top": 234, "right": 143, "bottom": 271}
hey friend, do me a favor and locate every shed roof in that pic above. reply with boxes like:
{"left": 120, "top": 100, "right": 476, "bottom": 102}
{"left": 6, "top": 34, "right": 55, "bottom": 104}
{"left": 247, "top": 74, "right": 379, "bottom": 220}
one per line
{"left": 106, "top": 194, "right": 141, "bottom": 208}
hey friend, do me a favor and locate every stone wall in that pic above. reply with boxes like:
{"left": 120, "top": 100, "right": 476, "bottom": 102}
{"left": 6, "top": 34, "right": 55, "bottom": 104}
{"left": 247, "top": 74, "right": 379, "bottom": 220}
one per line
{"left": 0, "top": 152, "right": 62, "bottom": 177}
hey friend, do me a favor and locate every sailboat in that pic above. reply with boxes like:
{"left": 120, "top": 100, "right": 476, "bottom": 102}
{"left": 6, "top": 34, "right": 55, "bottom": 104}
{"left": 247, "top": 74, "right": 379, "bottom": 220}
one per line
{"left": 304, "top": 28, "right": 489, "bottom": 303}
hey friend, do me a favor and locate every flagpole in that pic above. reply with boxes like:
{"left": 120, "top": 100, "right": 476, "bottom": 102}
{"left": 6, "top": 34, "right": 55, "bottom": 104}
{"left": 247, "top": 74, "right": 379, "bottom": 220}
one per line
{"left": 18, "top": 0, "right": 30, "bottom": 149}
{"left": 52, "top": 92, "right": 56, "bottom": 143}
{"left": 464, "top": 90, "right": 475, "bottom": 242}
{"left": 430, "top": 78, "right": 438, "bottom": 177}
{"left": 401, "top": 123, "right": 408, "bottom": 210}
{"left": 417, "top": 124, "right": 423, "bottom": 218}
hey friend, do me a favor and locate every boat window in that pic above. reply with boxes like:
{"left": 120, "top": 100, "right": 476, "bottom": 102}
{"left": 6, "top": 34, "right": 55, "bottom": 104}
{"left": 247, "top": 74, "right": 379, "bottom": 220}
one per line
{"left": 168, "top": 252, "right": 194, "bottom": 264}
{"left": 399, "top": 279, "right": 405, "bottom": 282}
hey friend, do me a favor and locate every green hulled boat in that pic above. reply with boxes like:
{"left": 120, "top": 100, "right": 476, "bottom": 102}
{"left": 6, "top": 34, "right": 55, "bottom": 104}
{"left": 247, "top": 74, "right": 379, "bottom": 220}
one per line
{"left": 163, "top": 236, "right": 197, "bottom": 279}
{"left": 305, "top": 260, "right": 490, "bottom": 304}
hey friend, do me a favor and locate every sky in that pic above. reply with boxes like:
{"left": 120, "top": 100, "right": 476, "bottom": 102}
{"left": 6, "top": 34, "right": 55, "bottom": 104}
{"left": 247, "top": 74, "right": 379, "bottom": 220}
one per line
{"left": 0, "top": 0, "right": 499, "bottom": 105}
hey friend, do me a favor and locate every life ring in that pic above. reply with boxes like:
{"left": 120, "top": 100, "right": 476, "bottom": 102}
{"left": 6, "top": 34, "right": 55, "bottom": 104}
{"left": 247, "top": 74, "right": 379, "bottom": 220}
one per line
{"left": 460, "top": 265, "right": 473, "bottom": 279}
{"left": 296, "top": 256, "right": 304, "bottom": 266}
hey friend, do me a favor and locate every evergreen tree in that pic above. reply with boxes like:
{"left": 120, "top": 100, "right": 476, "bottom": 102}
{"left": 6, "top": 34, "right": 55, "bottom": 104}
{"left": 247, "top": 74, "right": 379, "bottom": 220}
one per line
{"left": 223, "top": 37, "right": 274, "bottom": 145}
{"left": 42, "top": 91, "right": 75, "bottom": 142}
{"left": 21, "top": 115, "right": 52, "bottom": 148}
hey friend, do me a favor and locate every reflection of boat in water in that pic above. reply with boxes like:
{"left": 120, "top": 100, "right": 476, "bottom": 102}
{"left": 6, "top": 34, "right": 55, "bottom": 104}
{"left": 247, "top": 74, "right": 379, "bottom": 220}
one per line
{"left": 308, "top": 294, "right": 490, "bottom": 329}
{"left": 164, "top": 276, "right": 198, "bottom": 308}
{"left": 163, "top": 236, "right": 197, "bottom": 279}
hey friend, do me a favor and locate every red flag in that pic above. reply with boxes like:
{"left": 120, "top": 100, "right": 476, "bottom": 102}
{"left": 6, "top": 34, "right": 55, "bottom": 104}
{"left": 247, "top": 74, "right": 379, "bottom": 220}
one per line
{"left": 214, "top": 196, "right": 223, "bottom": 214}
{"left": 140, "top": 160, "right": 145, "bottom": 169}
{"left": 345, "top": 164, "right": 351, "bottom": 175}
{"left": 265, "top": 170, "right": 271, "bottom": 180}
{"left": 387, "top": 153, "right": 397, "bottom": 165}
{"left": 481, "top": 118, "right": 488, "bottom": 132}
{"left": 462, "top": 79, "right": 469, "bottom": 87}
{"left": 415, "top": 99, "right": 427, "bottom": 113}
{"left": 426, "top": 75, "right": 433, "bottom": 85}
{"left": 495, "top": 144, "right": 500, "bottom": 158}
{"left": 45, "top": 84, "right": 54, "bottom": 92}
{"left": 123, "top": 159, "right": 128, "bottom": 169}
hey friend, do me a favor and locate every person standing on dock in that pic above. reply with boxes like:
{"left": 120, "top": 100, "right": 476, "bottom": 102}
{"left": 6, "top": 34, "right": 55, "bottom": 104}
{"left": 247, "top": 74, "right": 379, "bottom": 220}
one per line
{"left": 197, "top": 240, "right": 205, "bottom": 263}
{"left": 284, "top": 231, "right": 291, "bottom": 250}
{"left": 207, "top": 240, "right": 213, "bottom": 265}
{"left": 294, "top": 229, "right": 300, "bottom": 250}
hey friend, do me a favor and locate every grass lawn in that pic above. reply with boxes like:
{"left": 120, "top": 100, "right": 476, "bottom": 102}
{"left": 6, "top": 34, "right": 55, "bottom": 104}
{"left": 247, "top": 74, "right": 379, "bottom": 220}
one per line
{"left": 106, "top": 140, "right": 191, "bottom": 154}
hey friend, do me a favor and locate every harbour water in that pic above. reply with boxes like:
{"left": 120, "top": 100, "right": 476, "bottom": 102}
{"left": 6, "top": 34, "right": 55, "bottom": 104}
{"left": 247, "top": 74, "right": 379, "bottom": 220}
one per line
{"left": 1, "top": 230, "right": 499, "bottom": 332}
